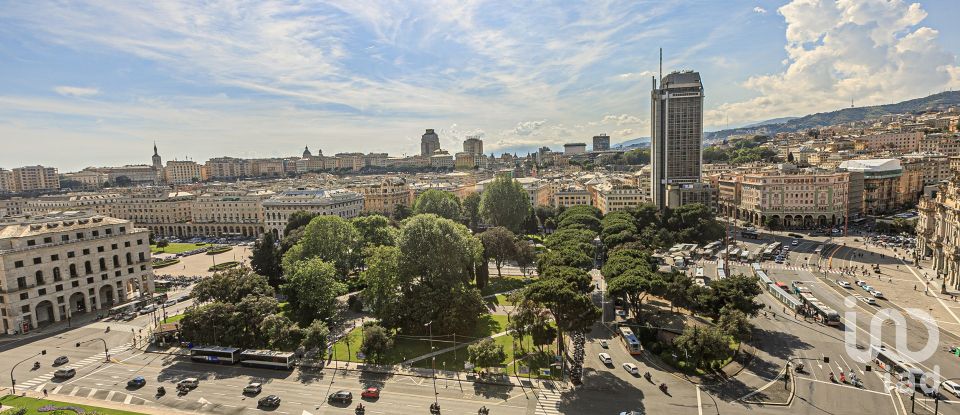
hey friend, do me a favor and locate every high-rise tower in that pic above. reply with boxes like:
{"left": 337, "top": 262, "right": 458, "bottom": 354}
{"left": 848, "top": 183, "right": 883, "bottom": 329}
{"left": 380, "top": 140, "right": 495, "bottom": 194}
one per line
{"left": 152, "top": 143, "right": 162, "bottom": 169}
{"left": 463, "top": 136, "right": 483, "bottom": 155}
{"left": 421, "top": 129, "right": 441, "bottom": 156}
{"left": 650, "top": 70, "right": 704, "bottom": 210}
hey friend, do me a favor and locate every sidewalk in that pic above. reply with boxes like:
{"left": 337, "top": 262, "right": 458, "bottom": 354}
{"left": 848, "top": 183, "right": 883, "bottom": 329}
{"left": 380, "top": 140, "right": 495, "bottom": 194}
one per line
{"left": 0, "top": 311, "right": 102, "bottom": 350}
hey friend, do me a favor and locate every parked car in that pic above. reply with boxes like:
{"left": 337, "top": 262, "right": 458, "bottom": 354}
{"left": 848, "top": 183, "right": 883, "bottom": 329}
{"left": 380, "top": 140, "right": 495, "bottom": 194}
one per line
{"left": 258, "top": 395, "right": 281, "bottom": 408}
{"left": 861, "top": 285, "right": 873, "bottom": 292}
{"left": 599, "top": 340, "right": 609, "bottom": 349}
{"left": 836, "top": 280, "right": 851, "bottom": 289}
{"left": 860, "top": 297, "right": 878, "bottom": 306}
{"left": 622, "top": 362, "right": 639, "bottom": 375}
{"left": 54, "top": 356, "right": 69, "bottom": 366}
{"left": 140, "top": 305, "right": 156, "bottom": 314}
{"left": 615, "top": 309, "right": 627, "bottom": 317}
{"left": 598, "top": 353, "right": 613, "bottom": 365}
{"left": 127, "top": 376, "right": 146, "bottom": 388}
{"left": 53, "top": 369, "right": 76, "bottom": 379}
{"left": 872, "top": 291, "right": 885, "bottom": 299}
{"left": 243, "top": 383, "right": 262, "bottom": 395}
{"left": 329, "top": 390, "right": 353, "bottom": 404}
{"left": 164, "top": 299, "right": 177, "bottom": 307}
{"left": 122, "top": 313, "right": 136, "bottom": 321}
{"left": 361, "top": 386, "right": 381, "bottom": 399}
{"left": 855, "top": 280, "right": 866, "bottom": 287}
{"left": 791, "top": 240, "right": 799, "bottom": 246}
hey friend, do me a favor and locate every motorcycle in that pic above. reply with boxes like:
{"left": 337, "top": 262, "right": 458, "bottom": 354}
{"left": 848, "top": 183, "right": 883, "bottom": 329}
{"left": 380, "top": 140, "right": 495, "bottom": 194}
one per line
{"left": 106, "top": 326, "right": 111, "bottom": 333}
{"left": 355, "top": 403, "right": 365, "bottom": 415}
{"left": 840, "top": 373, "right": 846, "bottom": 383}
{"left": 156, "top": 386, "right": 165, "bottom": 397}
{"left": 478, "top": 406, "right": 490, "bottom": 415}
{"left": 32, "top": 362, "right": 40, "bottom": 370}
{"left": 829, "top": 372, "right": 835, "bottom": 382}
{"left": 643, "top": 372, "right": 651, "bottom": 381}
{"left": 429, "top": 402, "right": 441, "bottom": 414}
{"left": 794, "top": 363, "right": 804, "bottom": 373}
{"left": 659, "top": 383, "right": 668, "bottom": 393}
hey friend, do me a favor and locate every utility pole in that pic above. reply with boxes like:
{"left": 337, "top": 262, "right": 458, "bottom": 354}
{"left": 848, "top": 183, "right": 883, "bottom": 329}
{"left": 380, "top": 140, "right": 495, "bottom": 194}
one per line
{"left": 425, "top": 321, "right": 438, "bottom": 407}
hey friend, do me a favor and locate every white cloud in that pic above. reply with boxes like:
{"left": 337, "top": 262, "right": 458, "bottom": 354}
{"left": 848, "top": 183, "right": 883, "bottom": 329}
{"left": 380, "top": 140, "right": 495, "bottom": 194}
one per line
{"left": 512, "top": 120, "right": 547, "bottom": 136}
{"left": 707, "top": 0, "right": 960, "bottom": 127}
{"left": 602, "top": 114, "right": 642, "bottom": 125}
{"left": 54, "top": 86, "right": 99, "bottom": 97}
{"left": 753, "top": 6, "right": 767, "bottom": 14}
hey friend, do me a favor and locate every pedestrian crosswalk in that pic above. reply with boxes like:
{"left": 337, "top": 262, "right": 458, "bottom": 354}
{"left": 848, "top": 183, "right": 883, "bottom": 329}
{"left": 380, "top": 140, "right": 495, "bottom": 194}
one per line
{"left": 536, "top": 385, "right": 562, "bottom": 415}
{"left": 763, "top": 264, "right": 848, "bottom": 275}
{"left": 16, "top": 344, "right": 132, "bottom": 390}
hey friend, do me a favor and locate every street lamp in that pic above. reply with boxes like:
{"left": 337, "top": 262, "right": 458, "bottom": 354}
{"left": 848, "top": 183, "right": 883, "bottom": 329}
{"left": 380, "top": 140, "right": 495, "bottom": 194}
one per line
{"left": 425, "top": 321, "right": 438, "bottom": 406}
{"left": 10, "top": 349, "right": 45, "bottom": 394}
{"left": 77, "top": 338, "right": 110, "bottom": 362}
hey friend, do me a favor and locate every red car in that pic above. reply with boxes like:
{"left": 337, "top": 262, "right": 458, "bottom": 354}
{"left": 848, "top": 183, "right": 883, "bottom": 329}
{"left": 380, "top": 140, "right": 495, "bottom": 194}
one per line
{"left": 361, "top": 387, "right": 380, "bottom": 399}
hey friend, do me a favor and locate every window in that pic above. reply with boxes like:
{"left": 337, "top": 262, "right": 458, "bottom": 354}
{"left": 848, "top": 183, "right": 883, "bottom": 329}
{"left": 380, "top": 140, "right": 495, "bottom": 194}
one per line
{"left": 14, "top": 260, "right": 23, "bottom": 268}
{"left": 21, "top": 305, "right": 30, "bottom": 313}
{"left": 71, "top": 281, "right": 79, "bottom": 288}
{"left": 114, "top": 270, "right": 121, "bottom": 277}
{"left": 27, "top": 240, "right": 36, "bottom": 246}
{"left": 67, "top": 251, "right": 75, "bottom": 258}
{"left": 43, "top": 237, "right": 52, "bottom": 244}
{"left": 137, "top": 239, "right": 143, "bottom": 245}
{"left": 92, "top": 230, "right": 99, "bottom": 237}
{"left": 82, "top": 248, "right": 90, "bottom": 255}
{"left": 76, "top": 232, "right": 84, "bottom": 239}
{"left": 98, "top": 258, "right": 106, "bottom": 271}
{"left": 124, "top": 241, "right": 130, "bottom": 248}
{"left": 86, "top": 277, "right": 94, "bottom": 284}
{"left": 51, "top": 254, "right": 59, "bottom": 261}
{"left": 55, "top": 284, "right": 63, "bottom": 292}
{"left": 105, "top": 228, "right": 113, "bottom": 235}
{"left": 38, "top": 288, "right": 46, "bottom": 295}
{"left": 97, "top": 246, "right": 104, "bottom": 253}
{"left": 19, "top": 293, "right": 28, "bottom": 301}
{"left": 32, "top": 257, "right": 41, "bottom": 265}
{"left": 111, "top": 244, "right": 118, "bottom": 250}
{"left": 61, "top": 235, "right": 69, "bottom": 242}
{"left": 16, "top": 277, "right": 27, "bottom": 289}
{"left": 101, "top": 274, "right": 108, "bottom": 281}
{"left": 35, "top": 271, "right": 44, "bottom": 286}
{"left": 119, "top": 227, "right": 126, "bottom": 233}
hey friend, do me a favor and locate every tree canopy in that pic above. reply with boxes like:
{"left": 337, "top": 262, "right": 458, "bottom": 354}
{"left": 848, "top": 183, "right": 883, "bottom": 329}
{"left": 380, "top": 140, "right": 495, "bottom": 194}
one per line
{"left": 284, "top": 215, "right": 358, "bottom": 276}
{"left": 479, "top": 176, "right": 532, "bottom": 233}
{"left": 413, "top": 189, "right": 463, "bottom": 221}
{"left": 480, "top": 227, "right": 517, "bottom": 277}
{"left": 281, "top": 258, "right": 347, "bottom": 325}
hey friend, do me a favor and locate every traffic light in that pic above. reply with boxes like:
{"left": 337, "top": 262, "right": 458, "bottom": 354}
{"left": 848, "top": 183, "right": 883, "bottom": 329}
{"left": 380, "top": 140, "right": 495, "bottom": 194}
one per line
{"left": 76, "top": 342, "right": 80, "bottom": 347}
{"left": 41, "top": 350, "right": 46, "bottom": 355}
{"left": 823, "top": 356, "right": 830, "bottom": 364}
{"left": 865, "top": 365, "right": 871, "bottom": 372}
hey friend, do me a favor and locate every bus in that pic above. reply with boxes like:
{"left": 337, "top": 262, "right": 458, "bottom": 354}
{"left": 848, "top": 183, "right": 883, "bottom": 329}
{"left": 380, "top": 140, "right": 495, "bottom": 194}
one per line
{"left": 108, "top": 303, "right": 137, "bottom": 317}
{"left": 814, "top": 245, "right": 825, "bottom": 254}
{"left": 741, "top": 230, "right": 760, "bottom": 239}
{"left": 796, "top": 293, "right": 840, "bottom": 326}
{"left": 190, "top": 346, "right": 241, "bottom": 364}
{"left": 239, "top": 350, "right": 294, "bottom": 370}
{"left": 871, "top": 345, "right": 924, "bottom": 385}
{"left": 716, "top": 259, "right": 727, "bottom": 280}
{"left": 618, "top": 327, "right": 642, "bottom": 355}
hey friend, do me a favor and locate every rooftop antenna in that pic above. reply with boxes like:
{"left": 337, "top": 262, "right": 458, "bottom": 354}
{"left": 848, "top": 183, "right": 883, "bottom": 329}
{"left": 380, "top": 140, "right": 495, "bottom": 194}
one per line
{"left": 659, "top": 48, "right": 663, "bottom": 86}
{"left": 851, "top": 98, "right": 854, "bottom": 108}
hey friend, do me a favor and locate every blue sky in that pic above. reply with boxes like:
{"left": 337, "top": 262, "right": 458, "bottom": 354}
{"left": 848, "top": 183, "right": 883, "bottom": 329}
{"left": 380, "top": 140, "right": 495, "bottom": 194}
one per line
{"left": 1, "top": 0, "right": 958, "bottom": 171}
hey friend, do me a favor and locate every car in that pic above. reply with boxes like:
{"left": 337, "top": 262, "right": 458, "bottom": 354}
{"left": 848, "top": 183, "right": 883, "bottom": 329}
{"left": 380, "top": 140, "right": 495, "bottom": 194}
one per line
{"left": 361, "top": 386, "right": 380, "bottom": 399}
{"left": 599, "top": 339, "right": 609, "bottom": 349}
{"left": 872, "top": 291, "right": 885, "bottom": 299}
{"left": 53, "top": 356, "right": 69, "bottom": 366}
{"left": 598, "top": 353, "right": 613, "bottom": 365}
{"left": 257, "top": 395, "right": 281, "bottom": 408}
{"left": 855, "top": 280, "right": 866, "bottom": 287}
{"left": 861, "top": 284, "right": 873, "bottom": 292}
{"left": 861, "top": 297, "right": 878, "bottom": 305}
{"left": 615, "top": 309, "right": 627, "bottom": 317}
{"left": 122, "top": 313, "right": 136, "bottom": 321}
{"left": 127, "top": 376, "right": 146, "bottom": 388}
{"left": 619, "top": 412, "right": 644, "bottom": 415}
{"left": 328, "top": 390, "right": 353, "bottom": 404}
{"left": 177, "top": 378, "right": 199, "bottom": 389}
{"left": 943, "top": 380, "right": 960, "bottom": 398}
{"left": 243, "top": 382, "right": 262, "bottom": 395}
{"left": 164, "top": 299, "right": 177, "bottom": 307}
{"left": 140, "top": 305, "right": 156, "bottom": 314}
{"left": 53, "top": 368, "right": 76, "bottom": 379}
{"left": 836, "top": 280, "right": 852, "bottom": 289}
{"left": 792, "top": 240, "right": 799, "bottom": 246}
{"left": 775, "top": 257, "right": 784, "bottom": 264}
{"left": 622, "top": 362, "right": 639, "bottom": 375}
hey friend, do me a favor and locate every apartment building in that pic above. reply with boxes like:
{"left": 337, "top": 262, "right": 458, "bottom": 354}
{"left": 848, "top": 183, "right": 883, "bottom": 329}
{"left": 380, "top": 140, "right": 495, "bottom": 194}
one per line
{"left": 61, "top": 171, "right": 109, "bottom": 190}
{"left": 111, "top": 190, "right": 195, "bottom": 237}
{"left": 853, "top": 131, "right": 922, "bottom": 153}
{"left": 164, "top": 161, "right": 203, "bottom": 185}
{"left": 9, "top": 166, "right": 60, "bottom": 192}
{"left": 23, "top": 193, "right": 119, "bottom": 217}
{"left": 0, "top": 169, "right": 15, "bottom": 193}
{"left": 552, "top": 184, "right": 592, "bottom": 208}
{"left": 262, "top": 189, "right": 364, "bottom": 237}
{"left": 718, "top": 169, "right": 851, "bottom": 229}
{"left": 0, "top": 212, "right": 154, "bottom": 333}
{"left": 839, "top": 159, "right": 904, "bottom": 215}
{"left": 349, "top": 177, "right": 411, "bottom": 216}
{"left": 918, "top": 177, "right": 960, "bottom": 290}
{"left": 919, "top": 134, "right": 960, "bottom": 156}
{"left": 204, "top": 157, "right": 252, "bottom": 180}
{"left": 594, "top": 177, "right": 647, "bottom": 214}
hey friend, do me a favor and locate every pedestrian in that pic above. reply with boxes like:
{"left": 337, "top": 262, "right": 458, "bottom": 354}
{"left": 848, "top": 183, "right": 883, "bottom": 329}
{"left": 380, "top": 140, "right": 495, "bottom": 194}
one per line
{"left": 914, "top": 284, "right": 917, "bottom": 291}
{"left": 43, "top": 388, "right": 47, "bottom": 397}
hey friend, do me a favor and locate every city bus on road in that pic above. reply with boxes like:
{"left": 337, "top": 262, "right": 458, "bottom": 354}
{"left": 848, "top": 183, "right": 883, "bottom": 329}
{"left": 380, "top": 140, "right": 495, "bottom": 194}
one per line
{"left": 618, "top": 326, "right": 642, "bottom": 355}
{"left": 741, "top": 230, "right": 760, "bottom": 239}
{"left": 239, "top": 350, "right": 294, "bottom": 370}
{"left": 190, "top": 346, "right": 241, "bottom": 364}
{"left": 871, "top": 345, "right": 924, "bottom": 385}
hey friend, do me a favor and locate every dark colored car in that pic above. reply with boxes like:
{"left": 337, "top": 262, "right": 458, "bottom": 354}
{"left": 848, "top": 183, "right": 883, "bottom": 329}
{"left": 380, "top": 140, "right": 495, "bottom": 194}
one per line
{"left": 258, "top": 395, "right": 281, "bottom": 408}
{"left": 328, "top": 390, "right": 353, "bottom": 404}
{"left": 53, "top": 356, "right": 69, "bottom": 366}
{"left": 53, "top": 368, "right": 76, "bottom": 379}
{"left": 127, "top": 376, "right": 146, "bottom": 388}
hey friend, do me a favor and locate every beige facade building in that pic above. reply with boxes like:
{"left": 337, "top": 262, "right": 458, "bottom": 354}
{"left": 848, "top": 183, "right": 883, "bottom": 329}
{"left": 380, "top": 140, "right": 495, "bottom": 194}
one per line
{"left": 204, "top": 157, "right": 251, "bottom": 180}
{"left": 349, "top": 178, "right": 411, "bottom": 216}
{"left": 23, "top": 193, "right": 119, "bottom": 217}
{"left": 61, "top": 171, "right": 109, "bottom": 190}
{"left": 839, "top": 159, "right": 906, "bottom": 215}
{"left": 919, "top": 134, "right": 960, "bottom": 156}
{"left": 918, "top": 178, "right": 960, "bottom": 290}
{"left": 463, "top": 137, "right": 484, "bottom": 155}
{"left": 853, "top": 131, "right": 922, "bottom": 153}
{"left": 0, "top": 212, "right": 154, "bottom": 333}
{"left": 594, "top": 177, "right": 647, "bottom": 214}
{"left": 263, "top": 189, "right": 364, "bottom": 237}
{"left": 111, "top": 190, "right": 195, "bottom": 237}
{"left": 0, "top": 169, "right": 14, "bottom": 193}
{"left": 9, "top": 166, "right": 60, "bottom": 192}
{"left": 552, "top": 184, "right": 592, "bottom": 208}
{"left": 164, "top": 161, "right": 203, "bottom": 185}
{"left": 718, "top": 169, "right": 851, "bottom": 229}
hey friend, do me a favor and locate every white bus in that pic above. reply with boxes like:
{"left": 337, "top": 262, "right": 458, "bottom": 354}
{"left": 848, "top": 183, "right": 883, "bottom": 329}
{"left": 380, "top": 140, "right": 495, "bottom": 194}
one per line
{"left": 239, "top": 349, "right": 294, "bottom": 370}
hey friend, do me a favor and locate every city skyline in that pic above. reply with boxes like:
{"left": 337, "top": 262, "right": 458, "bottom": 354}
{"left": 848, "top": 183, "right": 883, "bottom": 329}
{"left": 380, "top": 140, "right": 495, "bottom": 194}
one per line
{"left": 2, "top": 0, "right": 959, "bottom": 171}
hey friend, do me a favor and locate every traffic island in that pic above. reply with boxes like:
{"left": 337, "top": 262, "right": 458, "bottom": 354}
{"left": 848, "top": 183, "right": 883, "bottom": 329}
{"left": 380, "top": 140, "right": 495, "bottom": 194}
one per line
{"left": 738, "top": 364, "right": 794, "bottom": 406}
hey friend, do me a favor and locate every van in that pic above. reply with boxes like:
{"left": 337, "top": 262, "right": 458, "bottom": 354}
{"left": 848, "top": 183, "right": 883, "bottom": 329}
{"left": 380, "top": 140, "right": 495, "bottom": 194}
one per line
{"left": 943, "top": 380, "right": 960, "bottom": 398}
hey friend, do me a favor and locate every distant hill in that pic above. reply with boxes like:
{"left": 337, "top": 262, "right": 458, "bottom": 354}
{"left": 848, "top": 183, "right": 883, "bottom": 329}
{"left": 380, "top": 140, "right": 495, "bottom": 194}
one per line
{"left": 614, "top": 137, "right": 649, "bottom": 149}
{"left": 706, "top": 90, "right": 960, "bottom": 140}
{"left": 740, "top": 116, "right": 799, "bottom": 128}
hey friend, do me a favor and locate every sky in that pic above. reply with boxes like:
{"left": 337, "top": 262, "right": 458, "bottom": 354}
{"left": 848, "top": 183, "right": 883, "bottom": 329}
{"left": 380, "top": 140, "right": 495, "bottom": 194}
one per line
{"left": 1, "top": 0, "right": 959, "bottom": 172}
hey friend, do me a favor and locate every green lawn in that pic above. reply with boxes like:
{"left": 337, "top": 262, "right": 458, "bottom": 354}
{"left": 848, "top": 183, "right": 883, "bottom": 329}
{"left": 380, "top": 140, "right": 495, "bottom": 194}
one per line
{"left": 0, "top": 395, "right": 146, "bottom": 415}
{"left": 162, "top": 314, "right": 185, "bottom": 324}
{"left": 331, "top": 314, "right": 510, "bottom": 365}
{"left": 481, "top": 275, "right": 532, "bottom": 296}
{"left": 484, "top": 294, "right": 514, "bottom": 307}
{"left": 150, "top": 243, "right": 206, "bottom": 254}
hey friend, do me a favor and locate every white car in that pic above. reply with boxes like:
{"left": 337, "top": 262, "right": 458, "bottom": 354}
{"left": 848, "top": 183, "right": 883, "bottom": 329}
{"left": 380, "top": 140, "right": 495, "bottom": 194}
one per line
{"left": 615, "top": 309, "right": 627, "bottom": 317}
{"left": 598, "top": 353, "right": 613, "bottom": 365}
{"left": 872, "top": 291, "right": 885, "bottom": 299}
{"left": 791, "top": 240, "right": 799, "bottom": 246}
{"left": 599, "top": 340, "right": 609, "bottom": 349}
{"left": 860, "top": 296, "right": 878, "bottom": 305}
{"left": 943, "top": 380, "right": 960, "bottom": 398}
{"left": 177, "top": 378, "right": 199, "bottom": 389}
{"left": 622, "top": 362, "right": 639, "bottom": 375}
{"left": 243, "top": 382, "right": 262, "bottom": 394}
{"left": 836, "top": 280, "right": 852, "bottom": 289}
{"left": 164, "top": 299, "right": 177, "bottom": 307}
{"left": 140, "top": 304, "right": 156, "bottom": 314}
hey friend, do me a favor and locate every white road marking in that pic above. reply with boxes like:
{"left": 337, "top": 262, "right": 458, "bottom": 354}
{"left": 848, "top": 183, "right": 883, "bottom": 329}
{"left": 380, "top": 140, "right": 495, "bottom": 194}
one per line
{"left": 68, "top": 386, "right": 80, "bottom": 396}
{"left": 696, "top": 385, "right": 703, "bottom": 415}
{"left": 124, "top": 394, "right": 133, "bottom": 404}
{"left": 87, "top": 388, "right": 98, "bottom": 398}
